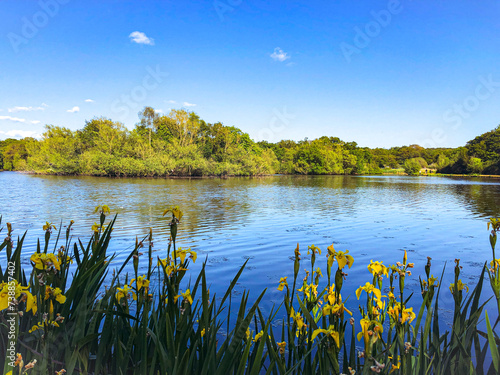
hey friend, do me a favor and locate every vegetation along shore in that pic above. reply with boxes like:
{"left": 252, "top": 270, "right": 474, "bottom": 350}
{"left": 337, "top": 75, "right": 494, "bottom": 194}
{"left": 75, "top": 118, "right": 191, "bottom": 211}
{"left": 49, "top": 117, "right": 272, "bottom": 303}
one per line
{"left": 1, "top": 206, "right": 500, "bottom": 374}
{"left": 0, "top": 107, "right": 499, "bottom": 177}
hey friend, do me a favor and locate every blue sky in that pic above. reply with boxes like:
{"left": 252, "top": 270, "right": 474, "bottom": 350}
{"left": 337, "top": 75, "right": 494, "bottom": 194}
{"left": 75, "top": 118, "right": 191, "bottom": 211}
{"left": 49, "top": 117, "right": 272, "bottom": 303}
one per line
{"left": 1, "top": 0, "right": 499, "bottom": 148}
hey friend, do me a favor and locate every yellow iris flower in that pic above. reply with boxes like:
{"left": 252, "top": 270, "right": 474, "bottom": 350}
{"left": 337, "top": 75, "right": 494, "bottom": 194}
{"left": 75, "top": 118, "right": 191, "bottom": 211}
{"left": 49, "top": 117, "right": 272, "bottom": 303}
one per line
{"left": 490, "top": 259, "right": 500, "bottom": 271}
{"left": 30, "top": 252, "right": 61, "bottom": 271}
{"left": 277, "top": 341, "right": 287, "bottom": 355}
{"left": 174, "top": 289, "right": 193, "bottom": 305}
{"left": 307, "top": 244, "right": 321, "bottom": 255}
{"left": 368, "top": 260, "right": 389, "bottom": 277}
{"left": 449, "top": 279, "right": 469, "bottom": 294}
{"left": 116, "top": 285, "right": 137, "bottom": 302}
{"left": 94, "top": 205, "right": 110, "bottom": 214}
{"left": 176, "top": 248, "right": 197, "bottom": 263}
{"left": 131, "top": 275, "right": 150, "bottom": 291}
{"left": 290, "top": 307, "right": 307, "bottom": 331}
{"left": 253, "top": 331, "right": 264, "bottom": 342}
{"left": 311, "top": 325, "right": 340, "bottom": 347}
{"left": 45, "top": 286, "right": 67, "bottom": 304}
{"left": 336, "top": 250, "right": 354, "bottom": 269}
{"left": 356, "top": 282, "right": 382, "bottom": 301}
{"left": 277, "top": 277, "right": 288, "bottom": 291}
{"left": 43, "top": 222, "right": 56, "bottom": 231}
{"left": 163, "top": 205, "right": 183, "bottom": 221}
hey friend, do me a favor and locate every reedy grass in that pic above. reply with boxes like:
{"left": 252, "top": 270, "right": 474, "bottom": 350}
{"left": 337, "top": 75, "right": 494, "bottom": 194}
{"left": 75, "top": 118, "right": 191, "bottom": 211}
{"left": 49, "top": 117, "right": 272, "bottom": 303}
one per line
{"left": 0, "top": 210, "right": 499, "bottom": 375}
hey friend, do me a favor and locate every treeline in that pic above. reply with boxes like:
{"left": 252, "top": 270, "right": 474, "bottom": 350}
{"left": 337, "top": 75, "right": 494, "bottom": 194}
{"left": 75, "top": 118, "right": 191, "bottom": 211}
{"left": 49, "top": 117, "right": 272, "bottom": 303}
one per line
{"left": 0, "top": 108, "right": 499, "bottom": 176}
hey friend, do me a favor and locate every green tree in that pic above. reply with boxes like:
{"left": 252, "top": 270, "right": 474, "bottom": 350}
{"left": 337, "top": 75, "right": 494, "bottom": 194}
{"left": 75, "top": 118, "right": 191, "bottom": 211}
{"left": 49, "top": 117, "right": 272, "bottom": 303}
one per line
{"left": 404, "top": 158, "right": 421, "bottom": 175}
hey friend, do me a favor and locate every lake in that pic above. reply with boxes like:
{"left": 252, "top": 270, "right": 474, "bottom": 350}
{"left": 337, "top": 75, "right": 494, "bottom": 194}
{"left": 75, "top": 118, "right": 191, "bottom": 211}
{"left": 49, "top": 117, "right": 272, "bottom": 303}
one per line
{"left": 1, "top": 172, "right": 499, "bottom": 321}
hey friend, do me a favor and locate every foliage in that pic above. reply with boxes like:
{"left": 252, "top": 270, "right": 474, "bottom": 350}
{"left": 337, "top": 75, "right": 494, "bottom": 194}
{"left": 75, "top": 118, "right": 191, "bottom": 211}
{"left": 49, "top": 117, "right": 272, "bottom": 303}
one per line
{"left": 1, "top": 208, "right": 499, "bottom": 374}
{"left": 403, "top": 158, "right": 421, "bottom": 175}
{"left": 1, "top": 108, "right": 499, "bottom": 176}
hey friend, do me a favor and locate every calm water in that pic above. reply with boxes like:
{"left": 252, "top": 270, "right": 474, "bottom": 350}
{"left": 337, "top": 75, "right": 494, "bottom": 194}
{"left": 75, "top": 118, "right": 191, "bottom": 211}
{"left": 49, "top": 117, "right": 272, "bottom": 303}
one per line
{"left": 1, "top": 172, "right": 499, "bottom": 320}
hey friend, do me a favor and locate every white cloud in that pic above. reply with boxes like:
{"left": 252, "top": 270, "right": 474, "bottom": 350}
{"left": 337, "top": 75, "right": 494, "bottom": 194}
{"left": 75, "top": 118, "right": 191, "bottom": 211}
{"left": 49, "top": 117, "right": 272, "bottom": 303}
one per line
{"left": 270, "top": 47, "right": 290, "bottom": 62}
{"left": 167, "top": 100, "right": 176, "bottom": 104}
{"left": 8, "top": 105, "right": 45, "bottom": 112}
{"left": 67, "top": 106, "right": 80, "bottom": 113}
{"left": 183, "top": 102, "right": 196, "bottom": 107}
{"left": 0, "top": 130, "right": 41, "bottom": 139}
{"left": 156, "top": 109, "right": 164, "bottom": 113}
{"left": 0, "top": 116, "right": 42, "bottom": 125}
{"left": 0, "top": 115, "right": 28, "bottom": 123}
{"left": 129, "top": 31, "right": 154, "bottom": 45}
{"left": 85, "top": 99, "right": 94, "bottom": 103}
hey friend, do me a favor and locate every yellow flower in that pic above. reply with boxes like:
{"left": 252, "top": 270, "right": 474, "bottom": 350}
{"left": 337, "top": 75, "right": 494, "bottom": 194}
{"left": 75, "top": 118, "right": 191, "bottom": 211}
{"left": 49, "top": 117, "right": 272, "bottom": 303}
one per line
{"left": 311, "top": 325, "right": 340, "bottom": 347}
{"left": 91, "top": 222, "right": 101, "bottom": 233}
{"left": 277, "top": 341, "right": 287, "bottom": 355}
{"left": 14, "top": 353, "right": 23, "bottom": 367}
{"left": 131, "top": 275, "right": 150, "bottom": 291}
{"left": 201, "top": 328, "right": 205, "bottom": 337}
{"left": 401, "top": 306, "right": 416, "bottom": 324}
{"left": 0, "top": 281, "right": 33, "bottom": 311}
{"left": 449, "top": 279, "right": 469, "bottom": 294}
{"left": 314, "top": 267, "right": 323, "bottom": 278}
{"left": 45, "top": 286, "right": 66, "bottom": 304}
{"left": 94, "top": 205, "right": 110, "bottom": 214}
{"left": 175, "top": 289, "right": 193, "bottom": 305}
{"left": 390, "top": 361, "right": 401, "bottom": 373}
{"left": 307, "top": 245, "right": 321, "bottom": 255}
{"left": 323, "top": 301, "right": 353, "bottom": 316}
{"left": 163, "top": 205, "right": 183, "bottom": 221}
{"left": 246, "top": 327, "right": 251, "bottom": 340}
{"left": 336, "top": 250, "right": 354, "bottom": 269}
{"left": 30, "top": 252, "right": 61, "bottom": 271}
{"left": 26, "top": 292, "right": 37, "bottom": 314}
{"left": 253, "top": 330, "right": 264, "bottom": 342}
{"left": 43, "top": 222, "right": 56, "bottom": 232}
{"left": 488, "top": 217, "right": 500, "bottom": 231}
{"left": 356, "top": 282, "right": 382, "bottom": 301}
{"left": 290, "top": 307, "right": 306, "bottom": 331}
{"left": 29, "top": 320, "right": 60, "bottom": 333}
{"left": 323, "top": 288, "right": 352, "bottom": 316}
{"left": 277, "top": 277, "right": 288, "bottom": 291}
{"left": 357, "top": 318, "right": 383, "bottom": 345}
{"left": 357, "top": 317, "right": 371, "bottom": 343}
{"left": 490, "top": 259, "right": 500, "bottom": 271}
{"left": 176, "top": 248, "right": 197, "bottom": 263}
{"left": 368, "top": 260, "right": 389, "bottom": 277}
{"left": 116, "top": 285, "right": 136, "bottom": 302}
{"left": 403, "top": 250, "right": 408, "bottom": 266}
{"left": 57, "top": 249, "right": 73, "bottom": 266}
{"left": 428, "top": 275, "right": 439, "bottom": 287}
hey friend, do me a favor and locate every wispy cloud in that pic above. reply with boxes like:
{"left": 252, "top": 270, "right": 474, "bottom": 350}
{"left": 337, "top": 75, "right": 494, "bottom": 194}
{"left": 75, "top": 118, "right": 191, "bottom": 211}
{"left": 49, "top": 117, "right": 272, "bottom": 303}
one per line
{"left": 0, "top": 130, "right": 41, "bottom": 139}
{"left": 0, "top": 116, "right": 40, "bottom": 124}
{"left": 67, "top": 106, "right": 80, "bottom": 113}
{"left": 129, "top": 31, "right": 154, "bottom": 45}
{"left": 85, "top": 99, "right": 94, "bottom": 103}
{"left": 167, "top": 100, "right": 176, "bottom": 104}
{"left": 183, "top": 102, "right": 196, "bottom": 107}
{"left": 8, "top": 105, "right": 45, "bottom": 112}
{"left": 270, "top": 47, "right": 290, "bottom": 62}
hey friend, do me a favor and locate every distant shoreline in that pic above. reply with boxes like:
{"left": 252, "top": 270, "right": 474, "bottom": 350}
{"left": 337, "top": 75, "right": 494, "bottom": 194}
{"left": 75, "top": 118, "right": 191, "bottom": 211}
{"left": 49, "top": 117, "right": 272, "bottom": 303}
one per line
{"left": 4, "top": 170, "right": 500, "bottom": 179}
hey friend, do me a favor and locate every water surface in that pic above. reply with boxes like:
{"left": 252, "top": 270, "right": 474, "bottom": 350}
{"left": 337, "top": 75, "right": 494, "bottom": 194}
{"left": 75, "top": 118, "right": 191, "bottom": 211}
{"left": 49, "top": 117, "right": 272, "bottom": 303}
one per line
{"left": 1, "top": 172, "right": 499, "bottom": 319}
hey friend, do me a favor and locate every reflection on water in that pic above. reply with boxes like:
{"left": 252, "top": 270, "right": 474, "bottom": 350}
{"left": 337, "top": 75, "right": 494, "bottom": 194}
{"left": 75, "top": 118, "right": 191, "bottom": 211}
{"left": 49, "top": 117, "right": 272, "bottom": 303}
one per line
{"left": 1, "top": 172, "right": 499, "bottom": 315}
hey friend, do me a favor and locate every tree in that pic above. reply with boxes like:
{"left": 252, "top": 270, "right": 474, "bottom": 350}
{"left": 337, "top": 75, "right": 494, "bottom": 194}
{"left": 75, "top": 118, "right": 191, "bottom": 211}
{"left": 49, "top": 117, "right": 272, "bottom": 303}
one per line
{"left": 138, "top": 106, "right": 159, "bottom": 146}
{"left": 404, "top": 159, "right": 421, "bottom": 175}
